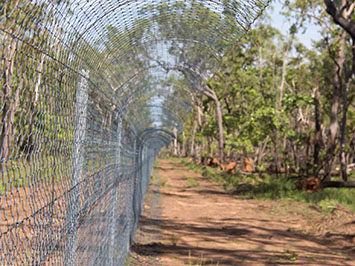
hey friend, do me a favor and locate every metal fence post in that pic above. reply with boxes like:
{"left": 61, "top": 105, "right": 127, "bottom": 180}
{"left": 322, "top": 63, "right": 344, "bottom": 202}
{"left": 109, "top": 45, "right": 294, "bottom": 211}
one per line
{"left": 127, "top": 138, "right": 136, "bottom": 245}
{"left": 65, "top": 70, "right": 89, "bottom": 266}
{"left": 107, "top": 113, "right": 122, "bottom": 266}
{"left": 131, "top": 139, "right": 142, "bottom": 243}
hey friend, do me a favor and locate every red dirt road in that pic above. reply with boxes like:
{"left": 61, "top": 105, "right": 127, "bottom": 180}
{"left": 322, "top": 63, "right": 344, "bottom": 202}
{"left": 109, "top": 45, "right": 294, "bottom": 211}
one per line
{"left": 130, "top": 159, "right": 355, "bottom": 266}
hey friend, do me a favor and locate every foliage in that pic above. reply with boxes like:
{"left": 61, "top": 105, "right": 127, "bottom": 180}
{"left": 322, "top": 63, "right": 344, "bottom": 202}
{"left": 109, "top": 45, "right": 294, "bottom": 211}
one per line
{"left": 181, "top": 158, "right": 355, "bottom": 212}
{"left": 172, "top": 0, "right": 354, "bottom": 187}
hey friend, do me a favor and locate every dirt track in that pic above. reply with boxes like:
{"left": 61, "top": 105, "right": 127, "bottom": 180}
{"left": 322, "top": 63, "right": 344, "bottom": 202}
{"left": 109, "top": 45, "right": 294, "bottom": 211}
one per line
{"left": 129, "top": 159, "right": 355, "bottom": 266}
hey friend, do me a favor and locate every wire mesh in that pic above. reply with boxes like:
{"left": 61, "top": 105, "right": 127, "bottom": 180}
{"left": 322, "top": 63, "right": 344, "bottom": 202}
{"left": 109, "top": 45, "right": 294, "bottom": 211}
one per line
{"left": 0, "top": 0, "right": 269, "bottom": 265}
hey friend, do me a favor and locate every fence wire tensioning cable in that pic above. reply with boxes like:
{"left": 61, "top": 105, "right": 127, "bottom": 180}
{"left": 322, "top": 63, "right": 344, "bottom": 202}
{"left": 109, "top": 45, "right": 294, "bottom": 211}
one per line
{"left": 0, "top": 0, "right": 269, "bottom": 265}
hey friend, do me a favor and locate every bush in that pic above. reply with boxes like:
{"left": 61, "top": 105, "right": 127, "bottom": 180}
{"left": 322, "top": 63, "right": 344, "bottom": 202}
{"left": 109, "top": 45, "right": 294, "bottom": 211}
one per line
{"left": 180, "top": 158, "right": 355, "bottom": 212}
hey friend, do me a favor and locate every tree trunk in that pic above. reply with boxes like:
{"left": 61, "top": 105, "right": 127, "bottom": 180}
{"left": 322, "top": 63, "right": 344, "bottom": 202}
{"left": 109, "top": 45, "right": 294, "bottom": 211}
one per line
{"left": 173, "top": 127, "right": 178, "bottom": 157}
{"left": 190, "top": 120, "right": 197, "bottom": 156}
{"left": 257, "top": 135, "right": 269, "bottom": 166}
{"left": 313, "top": 87, "right": 322, "bottom": 176}
{"left": 197, "top": 102, "right": 202, "bottom": 128}
{"left": 322, "top": 0, "right": 355, "bottom": 181}
{"left": 339, "top": 34, "right": 354, "bottom": 181}
{"left": 278, "top": 38, "right": 291, "bottom": 112}
{"left": 203, "top": 86, "right": 224, "bottom": 163}
{"left": 272, "top": 132, "right": 280, "bottom": 173}
{"left": 215, "top": 98, "right": 224, "bottom": 163}
{"left": 324, "top": 30, "right": 347, "bottom": 181}
{"left": 339, "top": 76, "right": 349, "bottom": 181}
{"left": 271, "top": 36, "right": 292, "bottom": 174}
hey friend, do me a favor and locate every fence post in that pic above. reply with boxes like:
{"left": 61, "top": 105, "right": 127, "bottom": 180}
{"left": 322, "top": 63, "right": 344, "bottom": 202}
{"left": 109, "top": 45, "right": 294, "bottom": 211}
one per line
{"left": 107, "top": 113, "right": 122, "bottom": 266}
{"left": 65, "top": 70, "right": 89, "bottom": 266}
{"left": 128, "top": 138, "right": 137, "bottom": 245}
{"left": 131, "top": 139, "right": 141, "bottom": 243}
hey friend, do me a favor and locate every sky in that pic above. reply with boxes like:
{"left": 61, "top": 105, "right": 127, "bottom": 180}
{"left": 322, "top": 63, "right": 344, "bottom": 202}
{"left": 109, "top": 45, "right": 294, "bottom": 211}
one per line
{"left": 266, "top": 1, "right": 323, "bottom": 48}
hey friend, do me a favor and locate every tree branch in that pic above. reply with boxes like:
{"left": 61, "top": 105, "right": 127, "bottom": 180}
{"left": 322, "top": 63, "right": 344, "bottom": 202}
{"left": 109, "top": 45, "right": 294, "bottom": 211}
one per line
{"left": 322, "top": 181, "right": 355, "bottom": 188}
{"left": 324, "top": 0, "right": 355, "bottom": 40}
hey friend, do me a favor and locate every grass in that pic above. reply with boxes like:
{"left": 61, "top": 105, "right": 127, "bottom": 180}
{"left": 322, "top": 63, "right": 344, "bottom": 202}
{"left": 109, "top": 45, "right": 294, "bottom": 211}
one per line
{"left": 186, "top": 177, "right": 200, "bottom": 188}
{"left": 180, "top": 158, "right": 355, "bottom": 212}
{"left": 160, "top": 179, "right": 170, "bottom": 187}
{"left": 0, "top": 154, "right": 116, "bottom": 195}
{"left": 170, "top": 233, "right": 179, "bottom": 246}
{"left": 0, "top": 155, "right": 65, "bottom": 194}
{"left": 273, "top": 249, "right": 298, "bottom": 262}
{"left": 285, "top": 249, "right": 298, "bottom": 261}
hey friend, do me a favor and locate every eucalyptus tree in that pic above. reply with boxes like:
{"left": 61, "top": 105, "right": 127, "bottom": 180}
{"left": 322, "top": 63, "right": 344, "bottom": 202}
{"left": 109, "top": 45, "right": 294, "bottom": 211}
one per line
{"left": 323, "top": 0, "right": 355, "bottom": 182}
{"left": 284, "top": 0, "right": 355, "bottom": 183}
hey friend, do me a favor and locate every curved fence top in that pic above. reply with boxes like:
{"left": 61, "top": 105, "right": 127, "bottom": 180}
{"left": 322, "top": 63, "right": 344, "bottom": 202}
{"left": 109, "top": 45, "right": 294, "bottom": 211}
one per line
{"left": 0, "top": 0, "right": 269, "bottom": 265}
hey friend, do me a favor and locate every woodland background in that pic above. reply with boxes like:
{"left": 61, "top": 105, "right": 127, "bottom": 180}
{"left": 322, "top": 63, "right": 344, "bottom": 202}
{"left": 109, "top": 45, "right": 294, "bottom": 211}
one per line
{"left": 165, "top": 0, "right": 355, "bottom": 190}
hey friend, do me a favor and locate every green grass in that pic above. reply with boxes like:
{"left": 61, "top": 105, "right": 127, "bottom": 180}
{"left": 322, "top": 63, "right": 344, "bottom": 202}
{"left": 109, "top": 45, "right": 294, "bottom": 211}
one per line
{"left": 186, "top": 177, "right": 200, "bottom": 188}
{"left": 0, "top": 154, "right": 114, "bottom": 195}
{"left": 180, "top": 158, "right": 355, "bottom": 212}
{"left": 0, "top": 156, "right": 62, "bottom": 194}
{"left": 170, "top": 233, "right": 180, "bottom": 246}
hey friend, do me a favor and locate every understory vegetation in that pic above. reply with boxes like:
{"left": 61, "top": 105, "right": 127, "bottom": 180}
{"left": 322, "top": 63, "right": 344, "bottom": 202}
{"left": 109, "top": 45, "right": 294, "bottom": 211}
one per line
{"left": 179, "top": 158, "right": 355, "bottom": 212}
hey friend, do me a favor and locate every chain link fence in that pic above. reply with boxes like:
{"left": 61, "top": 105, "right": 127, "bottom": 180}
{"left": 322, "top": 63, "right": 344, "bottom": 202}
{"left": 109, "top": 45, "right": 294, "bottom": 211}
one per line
{"left": 0, "top": 0, "right": 268, "bottom": 265}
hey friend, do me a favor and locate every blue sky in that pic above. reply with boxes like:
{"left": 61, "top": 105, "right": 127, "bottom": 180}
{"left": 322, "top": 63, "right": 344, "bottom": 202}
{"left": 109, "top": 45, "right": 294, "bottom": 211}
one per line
{"left": 266, "top": 1, "right": 322, "bottom": 48}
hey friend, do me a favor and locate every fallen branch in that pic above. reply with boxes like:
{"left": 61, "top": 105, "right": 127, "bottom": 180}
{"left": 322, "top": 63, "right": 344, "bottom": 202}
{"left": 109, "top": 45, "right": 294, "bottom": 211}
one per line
{"left": 322, "top": 181, "right": 355, "bottom": 188}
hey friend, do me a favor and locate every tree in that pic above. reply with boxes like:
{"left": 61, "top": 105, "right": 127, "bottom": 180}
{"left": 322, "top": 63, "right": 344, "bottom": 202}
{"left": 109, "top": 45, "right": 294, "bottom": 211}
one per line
{"left": 283, "top": 0, "right": 354, "bottom": 184}
{"left": 323, "top": 0, "right": 354, "bottom": 181}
